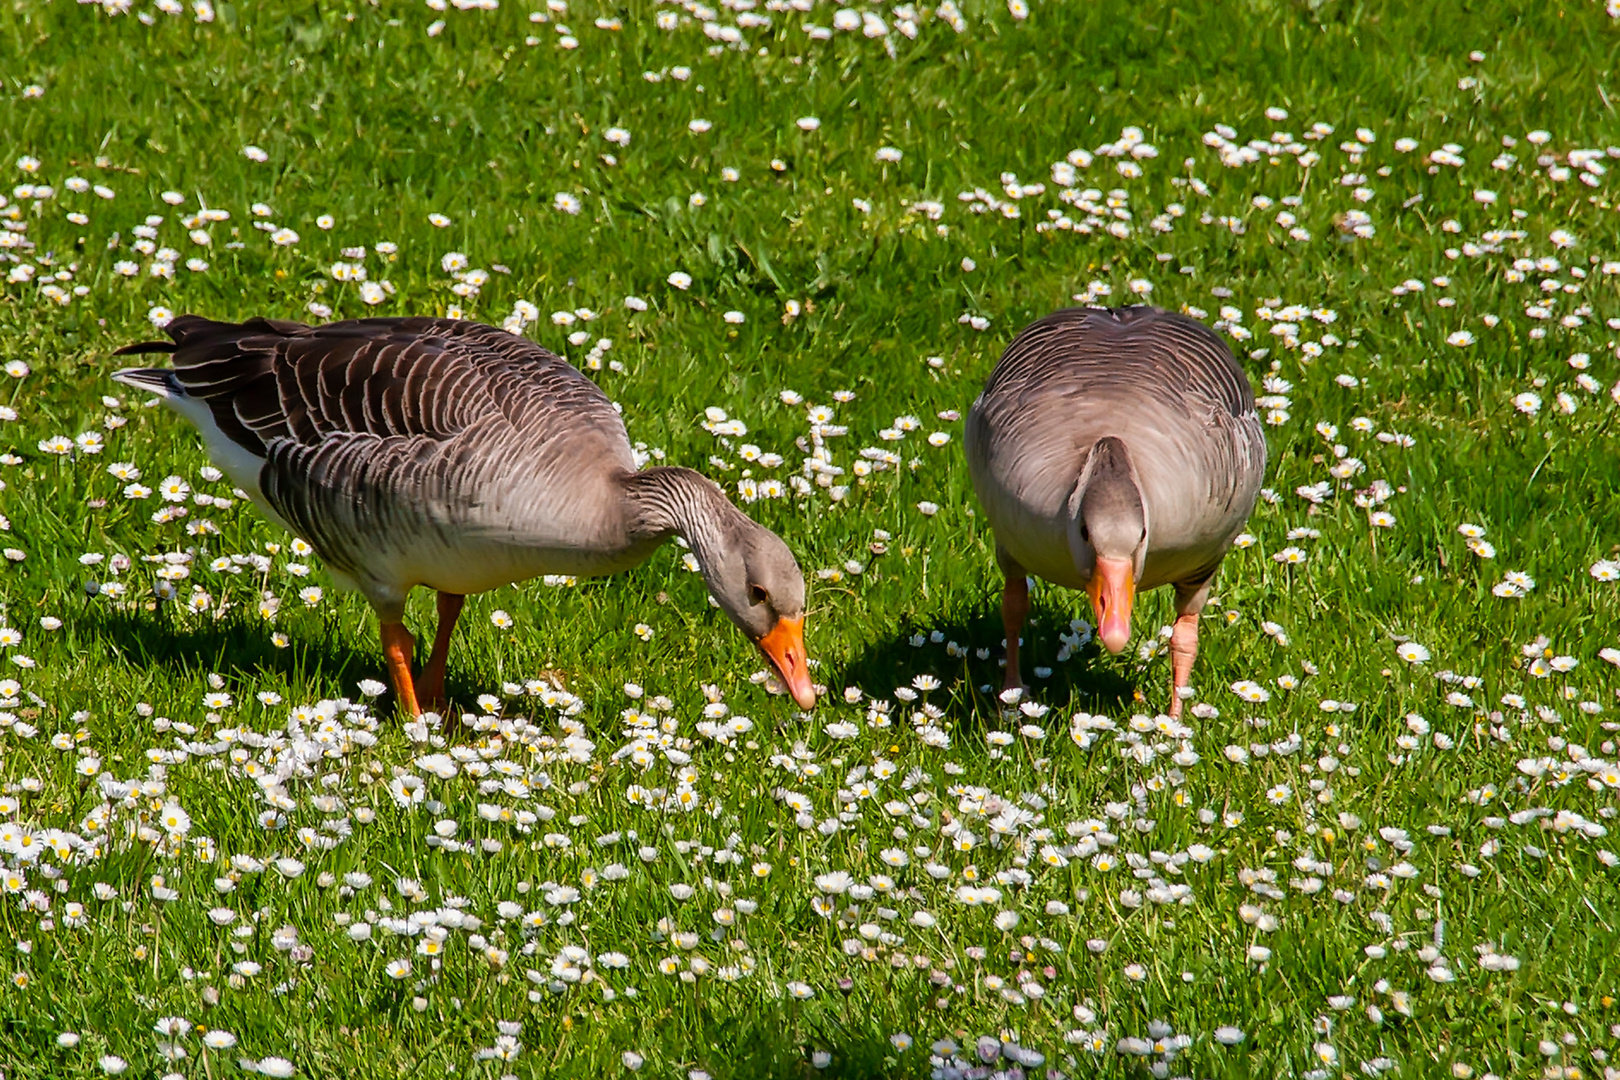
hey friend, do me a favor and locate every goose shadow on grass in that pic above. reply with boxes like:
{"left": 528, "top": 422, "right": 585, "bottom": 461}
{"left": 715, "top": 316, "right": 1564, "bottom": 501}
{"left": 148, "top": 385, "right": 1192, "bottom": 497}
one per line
{"left": 86, "top": 608, "right": 485, "bottom": 713}
{"left": 829, "top": 591, "right": 1138, "bottom": 722}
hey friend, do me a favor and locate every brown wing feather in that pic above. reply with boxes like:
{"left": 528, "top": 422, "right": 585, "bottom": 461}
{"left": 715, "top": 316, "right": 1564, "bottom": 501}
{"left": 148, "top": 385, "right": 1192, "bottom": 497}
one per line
{"left": 115, "top": 315, "right": 631, "bottom": 584}
{"left": 116, "top": 315, "right": 617, "bottom": 450}
{"left": 966, "top": 304, "right": 1268, "bottom": 594}
{"left": 978, "top": 305, "right": 1257, "bottom": 422}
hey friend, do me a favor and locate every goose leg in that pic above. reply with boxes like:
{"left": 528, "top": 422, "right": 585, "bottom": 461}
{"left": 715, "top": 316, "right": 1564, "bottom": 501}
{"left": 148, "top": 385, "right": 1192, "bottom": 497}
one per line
{"left": 380, "top": 622, "right": 422, "bottom": 717}
{"left": 1167, "top": 577, "right": 1214, "bottom": 719}
{"left": 417, "top": 592, "right": 465, "bottom": 714}
{"left": 997, "top": 548, "right": 1030, "bottom": 696}
{"left": 1168, "top": 612, "right": 1199, "bottom": 718}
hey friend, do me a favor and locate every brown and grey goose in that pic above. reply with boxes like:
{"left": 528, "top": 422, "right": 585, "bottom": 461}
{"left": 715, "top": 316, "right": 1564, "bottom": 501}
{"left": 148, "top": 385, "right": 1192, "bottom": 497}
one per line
{"left": 113, "top": 315, "right": 816, "bottom": 715}
{"left": 965, "top": 305, "right": 1267, "bottom": 717}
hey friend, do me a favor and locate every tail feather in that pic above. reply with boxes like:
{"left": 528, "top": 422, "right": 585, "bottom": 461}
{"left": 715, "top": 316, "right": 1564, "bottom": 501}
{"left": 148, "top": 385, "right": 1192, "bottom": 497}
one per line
{"left": 109, "top": 315, "right": 300, "bottom": 451}
{"left": 113, "top": 312, "right": 230, "bottom": 357}
{"left": 111, "top": 367, "right": 183, "bottom": 398}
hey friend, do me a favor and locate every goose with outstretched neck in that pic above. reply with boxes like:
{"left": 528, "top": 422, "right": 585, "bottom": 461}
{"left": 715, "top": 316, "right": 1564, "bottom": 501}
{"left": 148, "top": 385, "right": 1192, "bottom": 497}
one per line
{"left": 114, "top": 315, "right": 817, "bottom": 716}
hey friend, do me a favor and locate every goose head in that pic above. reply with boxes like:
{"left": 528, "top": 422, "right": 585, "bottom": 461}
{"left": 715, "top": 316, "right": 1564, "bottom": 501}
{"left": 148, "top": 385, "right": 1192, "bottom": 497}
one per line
{"left": 1069, "top": 436, "right": 1148, "bottom": 654}
{"left": 699, "top": 519, "right": 816, "bottom": 710}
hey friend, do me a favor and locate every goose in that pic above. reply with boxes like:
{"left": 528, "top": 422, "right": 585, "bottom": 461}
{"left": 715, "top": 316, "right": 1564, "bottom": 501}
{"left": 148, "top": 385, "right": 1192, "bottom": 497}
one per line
{"left": 965, "top": 305, "right": 1266, "bottom": 717}
{"left": 113, "top": 315, "right": 817, "bottom": 715}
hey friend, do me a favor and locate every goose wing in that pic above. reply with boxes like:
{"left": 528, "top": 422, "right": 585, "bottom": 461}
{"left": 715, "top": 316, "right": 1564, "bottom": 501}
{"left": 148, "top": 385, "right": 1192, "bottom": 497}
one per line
{"left": 967, "top": 306, "right": 1266, "bottom": 585}
{"left": 974, "top": 305, "right": 1255, "bottom": 429}
{"left": 114, "top": 316, "right": 635, "bottom": 585}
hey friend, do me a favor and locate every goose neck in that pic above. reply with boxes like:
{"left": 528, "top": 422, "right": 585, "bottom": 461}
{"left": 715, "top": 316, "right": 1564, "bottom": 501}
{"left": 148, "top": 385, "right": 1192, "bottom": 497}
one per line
{"left": 623, "top": 466, "right": 740, "bottom": 562}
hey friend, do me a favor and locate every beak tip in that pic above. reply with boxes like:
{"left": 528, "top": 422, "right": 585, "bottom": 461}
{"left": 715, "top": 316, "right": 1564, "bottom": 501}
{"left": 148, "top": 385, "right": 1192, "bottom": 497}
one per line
{"left": 1091, "top": 558, "right": 1135, "bottom": 656}
{"left": 758, "top": 615, "right": 814, "bottom": 710}
{"left": 1099, "top": 620, "right": 1132, "bottom": 654}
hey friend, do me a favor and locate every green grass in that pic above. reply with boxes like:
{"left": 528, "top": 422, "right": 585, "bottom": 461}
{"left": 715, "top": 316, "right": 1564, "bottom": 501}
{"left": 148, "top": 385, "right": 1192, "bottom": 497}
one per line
{"left": 2, "top": 0, "right": 1620, "bottom": 1076}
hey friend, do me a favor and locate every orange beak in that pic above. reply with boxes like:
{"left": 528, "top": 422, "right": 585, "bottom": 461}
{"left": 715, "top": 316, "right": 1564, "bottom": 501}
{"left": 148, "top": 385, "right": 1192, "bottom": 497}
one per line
{"left": 1087, "top": 556, "right": 1135, "bottom": 654}
{"left": 757, "top": 615, "right": 816, "bottom": 710}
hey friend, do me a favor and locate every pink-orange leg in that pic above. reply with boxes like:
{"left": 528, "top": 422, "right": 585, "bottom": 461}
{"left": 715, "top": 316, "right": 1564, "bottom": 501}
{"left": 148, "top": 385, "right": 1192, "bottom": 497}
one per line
{"left": 1000, "top": 572, "right": 1030, "bottom": 696}
{"left": 1168, "top": 611, "right": 1199, "bottom": 718}
{"left": 416, "top": 592, "right": 465, "bottom": 714}
{"left": 380, "top": 621, "right": 421, "bottom": 718}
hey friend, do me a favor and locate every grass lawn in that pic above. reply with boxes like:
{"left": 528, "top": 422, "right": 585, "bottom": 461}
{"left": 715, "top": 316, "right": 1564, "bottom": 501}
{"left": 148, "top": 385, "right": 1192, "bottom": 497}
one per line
{"left": 2, "top": 0, "right": 1619, "bottom": 1076}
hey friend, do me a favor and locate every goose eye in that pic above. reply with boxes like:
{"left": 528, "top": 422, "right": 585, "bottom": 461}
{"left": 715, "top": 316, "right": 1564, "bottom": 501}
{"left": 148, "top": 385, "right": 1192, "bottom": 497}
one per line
{"left": 748, "top": 584, "right": 769, "bottom": 606}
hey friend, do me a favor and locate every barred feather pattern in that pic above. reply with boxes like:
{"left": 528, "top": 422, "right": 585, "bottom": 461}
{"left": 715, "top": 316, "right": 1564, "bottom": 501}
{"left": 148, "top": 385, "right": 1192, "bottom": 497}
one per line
{"left": 965, "top": 305, "right": 1267, "bottom": 595}
{"left": 115, "top": 316, "right": 675, "bottom": 620}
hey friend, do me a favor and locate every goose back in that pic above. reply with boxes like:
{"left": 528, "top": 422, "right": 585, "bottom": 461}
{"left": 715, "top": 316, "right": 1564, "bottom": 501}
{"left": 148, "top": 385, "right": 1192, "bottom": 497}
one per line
{"left": 119, "top": 316, "right": 650, "bottom": 612}
{"left": 966, "top": 305, "right": 1266, "bottom": 591}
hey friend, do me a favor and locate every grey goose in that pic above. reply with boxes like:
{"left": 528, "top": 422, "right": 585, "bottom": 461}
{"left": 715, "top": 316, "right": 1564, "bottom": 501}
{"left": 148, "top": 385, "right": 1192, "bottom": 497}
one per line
{"left": 965, "top": 305, "right": 1267, "bottom": 717}
{"left": 113, "top": 315, "right": 817, "bottom": 715}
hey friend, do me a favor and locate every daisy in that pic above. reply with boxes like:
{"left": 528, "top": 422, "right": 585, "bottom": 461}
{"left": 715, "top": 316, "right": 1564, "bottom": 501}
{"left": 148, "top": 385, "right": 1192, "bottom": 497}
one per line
{"left": 1396, "top": 642, "right": 1430, "bottom": 664}
{"left": 159, "top": 802, "right": 191, "bottom": 835}
{"left": 1231, "top": 680, "right": 1271, "bottom": 703}
{"left": 389, "top": 774, "right": 425, "bottom": 807}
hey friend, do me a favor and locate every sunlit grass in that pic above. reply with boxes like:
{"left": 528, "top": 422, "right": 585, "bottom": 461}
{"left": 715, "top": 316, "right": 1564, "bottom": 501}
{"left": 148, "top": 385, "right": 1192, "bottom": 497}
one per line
{"left": 1, "top": 1, "right": 1618, "bottom": 1078}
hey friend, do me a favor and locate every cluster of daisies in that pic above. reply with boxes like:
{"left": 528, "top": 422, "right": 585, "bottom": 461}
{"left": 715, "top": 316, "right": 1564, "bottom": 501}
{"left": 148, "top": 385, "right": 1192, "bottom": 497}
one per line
{"left": 4, "top": 1, "right": 1620, "bottom": 1077}
{"left": 2, "top": 614, "right": 1616, "bottom": 1077}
